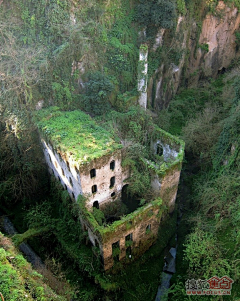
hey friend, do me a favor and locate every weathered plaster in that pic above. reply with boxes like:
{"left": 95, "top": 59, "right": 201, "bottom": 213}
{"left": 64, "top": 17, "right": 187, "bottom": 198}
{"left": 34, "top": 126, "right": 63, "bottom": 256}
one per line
{"left": 42, "top": 140, "right": 82, "bottom": 200}
{"left": 42, "top": 141, "right": 129, "bottom": 205}
{"left": 79, "top": 151, "right": 129, "bottom": 208}
{"left": 81, "top": 199, "right": 163, "bottom": 270}
{"left": 138, "top": 45, "right": 148, "bottom": 109}
{"left": 39, "top": 111, "right": 184, "bottom": 271}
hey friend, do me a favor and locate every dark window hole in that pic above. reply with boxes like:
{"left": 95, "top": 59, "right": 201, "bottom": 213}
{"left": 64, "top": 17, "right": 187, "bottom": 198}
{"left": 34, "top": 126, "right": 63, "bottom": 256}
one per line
{"left": 90, "top": 168, "right": 96, "bottom": 178}
{"left": 110, "top": 176, "right": 115, "bottom": 188}
{"left": 110, "top": 160, "right": 115, "bottom": 171}
{"left": 93, "top": 200, "right": 99, "bottom": 209}
{"left": 92, "top": 185, "right": 97, "bottom": 194}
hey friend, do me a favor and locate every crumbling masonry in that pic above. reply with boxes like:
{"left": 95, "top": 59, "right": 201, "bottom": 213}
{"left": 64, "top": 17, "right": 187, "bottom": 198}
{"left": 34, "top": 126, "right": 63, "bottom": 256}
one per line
{"left": 36, "top": 107, "right": 184, "bottom": 270}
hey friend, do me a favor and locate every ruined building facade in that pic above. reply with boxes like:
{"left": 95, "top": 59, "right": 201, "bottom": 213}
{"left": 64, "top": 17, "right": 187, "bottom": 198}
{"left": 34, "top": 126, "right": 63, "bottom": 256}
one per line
{"left": 36, "top": 107, "right": 184, "bottom": 270}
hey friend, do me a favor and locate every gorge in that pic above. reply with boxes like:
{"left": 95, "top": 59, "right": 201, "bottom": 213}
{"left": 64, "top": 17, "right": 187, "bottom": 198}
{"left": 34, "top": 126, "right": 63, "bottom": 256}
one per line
{"left": 0, "top": 0, "right": 240, "bottom": 300}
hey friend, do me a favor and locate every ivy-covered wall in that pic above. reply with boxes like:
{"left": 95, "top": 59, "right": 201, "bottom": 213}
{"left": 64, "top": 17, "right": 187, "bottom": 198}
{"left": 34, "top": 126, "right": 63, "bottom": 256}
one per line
{"left": 75, "top": 124, "right": 184, "bottom": 270}
{"left": 79, "top": 196, "right": 165, "bottom": 270}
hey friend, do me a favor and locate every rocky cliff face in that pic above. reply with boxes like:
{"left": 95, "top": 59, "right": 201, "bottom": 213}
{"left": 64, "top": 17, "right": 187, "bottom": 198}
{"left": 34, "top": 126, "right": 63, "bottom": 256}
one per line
{"left": 151, "top": 1, "right": 240, "bottom": 110}
{"left": 187, "top": 1, "right": 240, "bottom": 84}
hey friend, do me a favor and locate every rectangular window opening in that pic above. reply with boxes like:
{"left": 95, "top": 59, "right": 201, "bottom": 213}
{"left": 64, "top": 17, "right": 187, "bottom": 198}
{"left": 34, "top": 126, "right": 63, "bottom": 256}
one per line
{"left": 112, "top": 241, "right": 120, "bottom": 262}
{"left": 126, "top": 246, "right": 132, "bottom": 258}
{"left": 125, "top": 233, "right": 133, "bottom": 242}
{"left": 110, "top": 160, "right": 115, "bottom": 171}
{"left": 92, "top": 185, "right": 97, "bottom": 194}
{"left": 90, "top": 168, "right": 96, "bottom": 178}
{"left": 66, "top": 161, "right": 70, "bottom": 172}
{"left": 69, "top": 177, "right": 73, "bottom": 187}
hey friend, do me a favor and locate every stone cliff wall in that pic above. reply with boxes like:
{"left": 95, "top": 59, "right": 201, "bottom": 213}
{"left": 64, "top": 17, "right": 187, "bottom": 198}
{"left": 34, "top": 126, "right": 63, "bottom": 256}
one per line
{"left": 151, "top": 1, "right": 240, "bottom": 110}
{"left": 187, "top": 1, "right": 240, "bottom": 85}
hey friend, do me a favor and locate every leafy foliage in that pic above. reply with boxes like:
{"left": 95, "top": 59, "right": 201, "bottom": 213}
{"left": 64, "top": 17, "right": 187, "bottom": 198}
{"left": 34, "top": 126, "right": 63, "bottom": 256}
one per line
{"left": 0, "top": 233, "right": 68, "bottom": 300}
{"left": 82, "top": 72, "right": 114, "bottom": 115}
{"left": 0, "top": 117, "right": 47, "bottom": 203}
{"left": 184, "top": 228, "right": 231, "bottom": 278}
{"left": 34, "top": 107, "right": 122, "bottom": 164}
{"left": 136, "top": 0, "right": 176, "bottom": 39}
{"left": 166, "top": 64, "right": 240, "bottom": 298}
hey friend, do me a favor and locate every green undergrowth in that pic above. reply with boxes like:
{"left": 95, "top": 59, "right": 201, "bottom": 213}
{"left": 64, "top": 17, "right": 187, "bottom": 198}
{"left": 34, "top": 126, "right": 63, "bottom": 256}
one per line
{"left": 164, "top": 65, "right": 240, "bottom": 300}
{"left": 34, "top": 106, "right": 122, "bottom": 164}
{"left": 97, "top": 107, "right": 184, "bottom": 199}
{"left": 7, "top": 177, "right": 178, "bottom": 300}
{"left": 78, "top": 195, "right": 165, "bottom": 244}
{"left": 105, "top": 208, "right": 178, "bottom": 300}
{"left": 0, "top": 232, "right": 68, "bottom": 301}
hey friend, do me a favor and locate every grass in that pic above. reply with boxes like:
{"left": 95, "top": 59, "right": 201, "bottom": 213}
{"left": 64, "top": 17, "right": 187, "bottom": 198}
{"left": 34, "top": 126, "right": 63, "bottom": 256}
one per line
{"left": 34, "top": 107, "right": 122, "bottom": 165}
{"left": 0, "top": 232, "right": 69, "bottom": 301}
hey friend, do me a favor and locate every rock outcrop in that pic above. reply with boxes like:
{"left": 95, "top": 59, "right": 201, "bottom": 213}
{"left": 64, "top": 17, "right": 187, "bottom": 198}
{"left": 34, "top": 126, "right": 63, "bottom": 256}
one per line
{"left": 151, "top": 1, "right": 240, "bottom": 110}
{"left": 187, "top": 1, "right": 240, "bottom": 85}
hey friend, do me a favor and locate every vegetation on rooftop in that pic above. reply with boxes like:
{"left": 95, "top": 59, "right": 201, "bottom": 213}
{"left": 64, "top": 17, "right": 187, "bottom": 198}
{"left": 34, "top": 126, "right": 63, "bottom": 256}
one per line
{"left": 34, "top": 107, "right": 122, "bottom": 164}
{"left": 98, "top": 106, "right": 184, "bottom": 199}
{"left": 78, "top": 194, "right": 165, "bottom": 244}
{"left": 1, "top": 0, "right": 240, "bottom": 300}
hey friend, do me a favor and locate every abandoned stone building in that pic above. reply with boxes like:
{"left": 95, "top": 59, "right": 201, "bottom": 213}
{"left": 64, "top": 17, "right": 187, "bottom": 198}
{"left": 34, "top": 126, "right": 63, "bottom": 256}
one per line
{"left": 35, "top": 106, "right": 184, "bottom": 270}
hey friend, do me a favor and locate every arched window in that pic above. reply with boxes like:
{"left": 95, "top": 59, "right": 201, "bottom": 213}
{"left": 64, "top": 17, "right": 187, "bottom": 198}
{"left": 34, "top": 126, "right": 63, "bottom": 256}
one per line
{"left": 146, "top": 224, "right": 151, "bottom": 234}
{"left": 93, "top": 201, "right": 99, "bottom": 209}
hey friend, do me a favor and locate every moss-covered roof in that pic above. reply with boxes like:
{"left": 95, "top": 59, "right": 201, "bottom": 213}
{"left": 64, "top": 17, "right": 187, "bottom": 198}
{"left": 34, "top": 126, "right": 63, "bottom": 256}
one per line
{"left": 34, "top": 107, "right": 122, "bottom": 164}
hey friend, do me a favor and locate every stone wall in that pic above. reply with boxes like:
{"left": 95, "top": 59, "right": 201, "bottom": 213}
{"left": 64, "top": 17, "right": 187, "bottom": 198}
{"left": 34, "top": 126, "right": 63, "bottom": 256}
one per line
{"left": 138, "top": 45, "right": 148, "bottom": 109}
{"left": 159, "top": 167, "right": 181, "bottom": 213}
{"left": 148, "top": 1, "right": 240, "bottom": 110}
{"left": 42, "top": 140, "right": 129, "bottom": 207}
{"left": 41, "top": 125, "right": 184, "bottom": 271}
{"left": 101, "top": 206, "right": 160, "bottom": 270}
{"left": 79, "top": 150, "right": 129, "bottom": 209}
{"left": 81, "top": 198, "right": 163, "bottom": 270}
{"left": 150, "top": 138, "right": 183, "bottom": 213}
{"left": 41, "top": 140, "right": 82, "bottom": 200}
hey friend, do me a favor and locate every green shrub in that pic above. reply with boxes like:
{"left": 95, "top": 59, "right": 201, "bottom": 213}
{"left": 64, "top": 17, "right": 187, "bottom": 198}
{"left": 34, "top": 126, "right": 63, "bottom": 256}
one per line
{"left": 13, "top": 254, "right": 27, "bottom": 268}
{"left": 0, "top": 265, "right": 26, "bottom": 300}
{"left": 0, "top": 248, "right": 6, "bottom": 262}
{"left": 92, "top": 208, "right": 106, "bottom": 226}
{"left": 136, "top": 0, "right": 176, "bottom": 39}
{"left": 199, "top": 43, "right": 209, "bottom": 52}
{"left": 184, "top": 228, "right": 231, "bottom": 279}
{"left": 82, "top": 72, "right": 114, "bottom": 115}
{"left": 177, "top": 0, "right": 187, "bottom": 14}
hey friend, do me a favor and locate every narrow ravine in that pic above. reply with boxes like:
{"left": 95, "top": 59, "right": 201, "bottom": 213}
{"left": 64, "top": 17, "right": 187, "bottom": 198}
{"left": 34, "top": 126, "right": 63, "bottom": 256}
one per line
{"left": 0, "top": 214, "right": 44, "bottom": 270}
{"left": 155, "top": 177, "right": 185, "bottom": 300}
